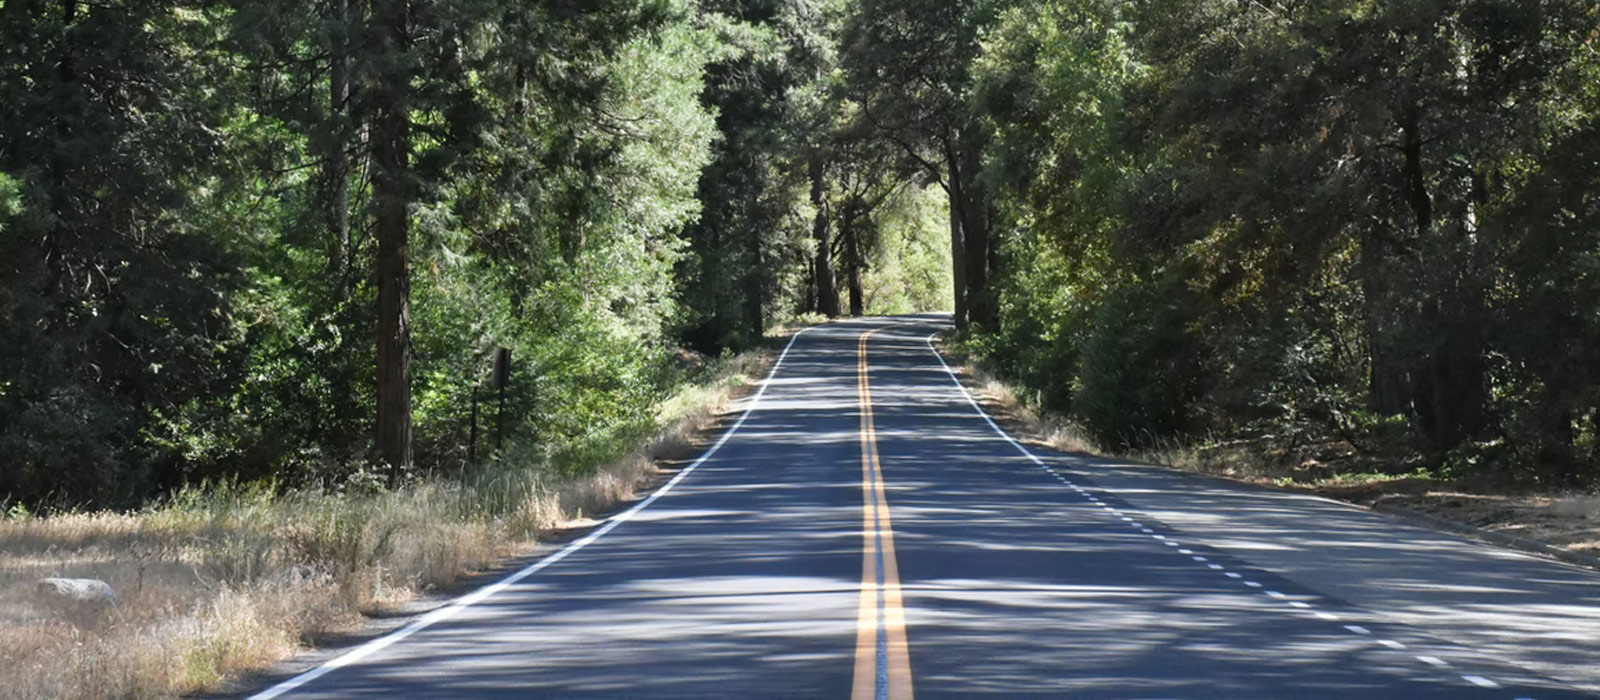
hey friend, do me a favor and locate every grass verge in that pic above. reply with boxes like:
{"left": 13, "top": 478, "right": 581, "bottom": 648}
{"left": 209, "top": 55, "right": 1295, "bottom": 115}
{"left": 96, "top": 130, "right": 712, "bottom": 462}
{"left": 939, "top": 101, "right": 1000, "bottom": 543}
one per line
{"left": 936, "top": 335, "right": 1600, "bottom": 561}
{"left": 0, "top": 345, "right": 776, "bottom": 699}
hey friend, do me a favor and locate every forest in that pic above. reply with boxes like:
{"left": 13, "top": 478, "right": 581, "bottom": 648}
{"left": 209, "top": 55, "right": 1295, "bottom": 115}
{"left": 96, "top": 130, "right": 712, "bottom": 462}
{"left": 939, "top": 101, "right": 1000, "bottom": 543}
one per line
{"left": 3, "top": 0, "right": 1600, "bottom": 511}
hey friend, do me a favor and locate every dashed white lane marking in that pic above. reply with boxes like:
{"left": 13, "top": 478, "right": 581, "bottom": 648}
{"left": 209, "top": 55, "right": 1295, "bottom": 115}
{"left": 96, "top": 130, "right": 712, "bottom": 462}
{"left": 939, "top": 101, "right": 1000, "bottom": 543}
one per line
{"left": 923, "top": 331, "right": 1525, "bottom": 698}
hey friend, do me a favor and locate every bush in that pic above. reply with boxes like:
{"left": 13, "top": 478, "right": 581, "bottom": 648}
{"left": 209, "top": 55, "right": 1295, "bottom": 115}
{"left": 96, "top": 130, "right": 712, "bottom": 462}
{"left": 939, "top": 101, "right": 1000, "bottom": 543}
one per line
{"left": 1072, "top": 280, "right": 1205, "bottom": 450}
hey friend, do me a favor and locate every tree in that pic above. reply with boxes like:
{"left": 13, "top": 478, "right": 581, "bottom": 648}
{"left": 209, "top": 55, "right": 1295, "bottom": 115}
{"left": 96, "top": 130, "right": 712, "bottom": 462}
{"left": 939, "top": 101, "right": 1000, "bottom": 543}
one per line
{"left": 842, "top": 0, "right": 1003, "bottom": 332}
{"left": 0, "top": 0, "right": 242, "bottom": 504}
{"left": 677, "top": 0, "right": 838, "bottom": 351}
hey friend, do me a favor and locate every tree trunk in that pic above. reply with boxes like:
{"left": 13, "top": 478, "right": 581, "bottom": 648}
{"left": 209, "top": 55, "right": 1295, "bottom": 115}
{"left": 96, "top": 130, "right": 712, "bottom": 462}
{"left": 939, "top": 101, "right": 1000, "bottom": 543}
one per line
{"left": 36, "top": 0, "right": 78, "bottom": 303}
{"left": 844, "top": 202, "right": 864, "bottom": 317}
{"left": 745, "top": 227, "right": 764, "bottom": 342}
{"left": 810, "top": 154, "right": 840, "bottom": 318}
{"left": 958, "top": 132, "right": 996, "bottom": 332}
{"left": 1401, "top": 106, "right": 1432, "bottom": 237}
{"left": 372, "top": 0, "right": 413, "bottom": 477}
{"left": 325, "top": 0, "right": 352, "bottom": 301}
{"left": 1399, "top": 107, "right": 1483, "bottom": 451}
{"left": 945, "top": 136, "right": 968, "bottom": 334}
{"left": 1360, "top": 231, "right": 1407, "bottom": 419}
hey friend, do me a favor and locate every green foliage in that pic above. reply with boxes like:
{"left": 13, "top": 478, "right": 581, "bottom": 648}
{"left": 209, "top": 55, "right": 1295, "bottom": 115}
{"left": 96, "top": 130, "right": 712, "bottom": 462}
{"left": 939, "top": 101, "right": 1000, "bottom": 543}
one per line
{"left": 9, "top": 0, "right": 1594, "bottom": 507}
{"left": 675, "top": 1, "right": 828, "bottom": 352}
{"left": 972, "top": 0, "right": 1600, "bottom": 482}
{"left": 0, "top": 172, "right": 20, "bottom": 221}
{"left": 1072, "top": 279, "right": 1205, "bottom": 449}
{"left": 0, "top": 0, "right": 738, "bottom": 509}
{"left": 863, "top": 184, "right": 953, "bottom": 315}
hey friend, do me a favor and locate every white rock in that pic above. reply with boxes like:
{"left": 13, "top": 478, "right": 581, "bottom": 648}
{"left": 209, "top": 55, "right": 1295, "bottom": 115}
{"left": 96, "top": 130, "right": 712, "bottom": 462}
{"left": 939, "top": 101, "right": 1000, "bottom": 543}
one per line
{"left": 36, "top": 577, "right": 117, "bottom": 605}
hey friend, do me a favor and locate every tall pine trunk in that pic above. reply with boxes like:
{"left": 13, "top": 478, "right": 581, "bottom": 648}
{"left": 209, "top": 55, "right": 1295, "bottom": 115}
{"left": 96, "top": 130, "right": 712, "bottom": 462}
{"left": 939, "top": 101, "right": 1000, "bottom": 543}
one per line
{"left": 325, "top": 0, "right": 351, "bottom": 301}
{"left": 944, "top": 135, "right": 967, "bottom": 334}
{"left": 844, "top": 200, "right": 865, "bottom": 317}
{"left": 810, "top": 154, "right": 840, "bottom": 318}
{"left": 1399, "top": 106, "right": 1483, "bottom": 451}
{"left": 958, "top": 131, "right": 995, "bottom": 332}
{"left": 371, "top": 0, "right": 413, "bottom": 476}
{"left": 745, "top": 228, "right": 765, "bottom": 342}
{"left": 1360, "top": 231, "right": 1406, "bottom": 419}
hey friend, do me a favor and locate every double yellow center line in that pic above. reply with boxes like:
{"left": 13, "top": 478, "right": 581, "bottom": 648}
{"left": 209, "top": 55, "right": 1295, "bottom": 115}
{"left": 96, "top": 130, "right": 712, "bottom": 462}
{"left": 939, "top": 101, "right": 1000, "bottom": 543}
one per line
{"left": 852, "top": 327, "right": 914, "bottom": 700}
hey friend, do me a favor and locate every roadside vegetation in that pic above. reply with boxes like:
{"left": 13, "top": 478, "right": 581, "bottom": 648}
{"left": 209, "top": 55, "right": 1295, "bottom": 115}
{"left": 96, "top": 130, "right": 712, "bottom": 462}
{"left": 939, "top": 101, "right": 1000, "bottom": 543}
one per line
{"left": 0, "top": 349, "right": 771, "bottom": 699}
{"left": 961, "top": 0, "right": 1600, "bottom": 491}
{"left": 5, "top": 0, "right": 1600, "bottom": 693}
{"left": 1, "top": 0, "right": 952, "bottom": 694}
{"left": 944, "top": 338, "right": 1600, "bottom": 563}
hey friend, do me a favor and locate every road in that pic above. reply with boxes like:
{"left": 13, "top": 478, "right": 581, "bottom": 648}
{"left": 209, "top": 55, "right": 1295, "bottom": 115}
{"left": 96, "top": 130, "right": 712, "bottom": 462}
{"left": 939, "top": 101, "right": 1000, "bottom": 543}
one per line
{"left": 253, "top": 316, "right": 1600, "bottom": 698}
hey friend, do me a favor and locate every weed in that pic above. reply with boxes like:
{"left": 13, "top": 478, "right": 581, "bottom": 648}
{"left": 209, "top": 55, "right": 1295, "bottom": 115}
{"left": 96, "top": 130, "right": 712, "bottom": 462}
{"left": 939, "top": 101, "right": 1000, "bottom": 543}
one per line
{"left": 0, "top": 344, "right": 773, "bottom": 698}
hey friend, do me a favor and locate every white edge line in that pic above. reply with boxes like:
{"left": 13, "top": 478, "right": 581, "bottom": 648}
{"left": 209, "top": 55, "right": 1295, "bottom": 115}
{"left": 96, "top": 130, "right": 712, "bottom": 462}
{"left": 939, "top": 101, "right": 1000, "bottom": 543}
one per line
{"left": 250, "top": 326, "right": 814, "bottom": 699}
{"left": 922, "top": 329, "right": 1051, "bottom": 469}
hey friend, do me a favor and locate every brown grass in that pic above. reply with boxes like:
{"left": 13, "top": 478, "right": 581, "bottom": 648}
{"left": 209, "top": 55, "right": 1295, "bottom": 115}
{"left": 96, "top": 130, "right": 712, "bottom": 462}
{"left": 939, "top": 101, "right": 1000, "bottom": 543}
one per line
{"left": 0, "top": 346, "right": 773, "bottom": 699}
{"left": 940, "top": 336, "right": 1600, "bottom": 562}
{"left": 937, "top": 347, "right": 1100, "bottom": 456}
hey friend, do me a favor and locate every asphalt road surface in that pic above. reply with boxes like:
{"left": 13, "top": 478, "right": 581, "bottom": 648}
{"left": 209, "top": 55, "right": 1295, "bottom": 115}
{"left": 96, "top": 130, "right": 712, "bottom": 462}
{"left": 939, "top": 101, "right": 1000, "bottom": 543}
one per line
{"left": 252, "top": 315, "right": 1600, "bottom": 699}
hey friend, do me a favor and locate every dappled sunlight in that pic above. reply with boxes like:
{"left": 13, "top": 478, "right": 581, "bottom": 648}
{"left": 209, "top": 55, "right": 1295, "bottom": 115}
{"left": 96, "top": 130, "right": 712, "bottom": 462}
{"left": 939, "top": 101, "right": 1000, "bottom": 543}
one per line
{"left": 270, "top": 318, "right": 1597, "bottom": 698}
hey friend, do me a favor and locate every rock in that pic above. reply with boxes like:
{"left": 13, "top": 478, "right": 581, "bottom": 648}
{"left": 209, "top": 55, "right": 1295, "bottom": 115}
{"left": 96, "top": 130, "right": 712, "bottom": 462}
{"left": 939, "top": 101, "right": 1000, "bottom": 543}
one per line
{"left": 36, "top": 578, "right": 117, "bottom": 606}
{"left": 673, "top": 348, "right": 707, "bottom": 373}
{"left": 271, "top": 564, "right": 323, "bottom": 588}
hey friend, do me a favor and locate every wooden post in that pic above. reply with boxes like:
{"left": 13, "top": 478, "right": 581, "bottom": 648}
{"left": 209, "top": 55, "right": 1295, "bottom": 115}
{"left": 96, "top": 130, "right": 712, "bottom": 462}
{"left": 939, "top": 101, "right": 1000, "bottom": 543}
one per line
{"left": 492, "top": 348, "right": 511, "bottom": 453}
{"left": 467, "top": 389, "right": 479, "bottom": 465}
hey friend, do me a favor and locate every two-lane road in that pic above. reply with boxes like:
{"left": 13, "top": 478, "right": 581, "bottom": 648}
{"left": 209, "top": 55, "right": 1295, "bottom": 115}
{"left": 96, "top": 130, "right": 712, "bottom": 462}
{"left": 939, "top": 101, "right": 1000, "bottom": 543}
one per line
{"left": 254, "top": 316, "right": 1600, "bottom": 698}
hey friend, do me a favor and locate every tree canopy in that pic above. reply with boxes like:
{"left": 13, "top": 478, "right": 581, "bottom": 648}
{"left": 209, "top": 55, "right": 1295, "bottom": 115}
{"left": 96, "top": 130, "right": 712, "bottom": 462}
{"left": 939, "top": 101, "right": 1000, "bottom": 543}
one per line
{"left": 2, "top": 0, "right": 1598, "bottom": 507}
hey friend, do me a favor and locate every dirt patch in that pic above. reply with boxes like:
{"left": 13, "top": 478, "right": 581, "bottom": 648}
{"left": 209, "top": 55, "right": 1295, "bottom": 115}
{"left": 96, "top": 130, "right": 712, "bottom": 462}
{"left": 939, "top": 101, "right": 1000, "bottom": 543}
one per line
{"left": 1364, "top": 491, "right": 1600, "bottom": 554}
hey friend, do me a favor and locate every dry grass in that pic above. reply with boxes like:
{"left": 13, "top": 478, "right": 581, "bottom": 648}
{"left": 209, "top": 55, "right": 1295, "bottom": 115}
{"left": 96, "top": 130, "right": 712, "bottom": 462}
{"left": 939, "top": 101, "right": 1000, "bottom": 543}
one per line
{"left": 947, "top": 356, "right": 1100, "bottom": 456}
{"left": 942, "top": 337, "right": 1600, "bottom": 563}
{"left": 940, "top": 339, "right": 1387, "bottom": 486}
{"left": 0, "top": 346, "right": 773, "bottom": 699}
{"left": 1126, "top": 439, "right": 1288, "bottom": 483}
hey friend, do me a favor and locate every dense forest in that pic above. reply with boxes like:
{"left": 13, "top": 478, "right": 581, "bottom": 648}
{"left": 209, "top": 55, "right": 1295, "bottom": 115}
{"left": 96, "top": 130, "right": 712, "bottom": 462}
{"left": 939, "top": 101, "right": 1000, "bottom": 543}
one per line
{"left": 2, "top": 0, "right": 1598, "bottom": 509}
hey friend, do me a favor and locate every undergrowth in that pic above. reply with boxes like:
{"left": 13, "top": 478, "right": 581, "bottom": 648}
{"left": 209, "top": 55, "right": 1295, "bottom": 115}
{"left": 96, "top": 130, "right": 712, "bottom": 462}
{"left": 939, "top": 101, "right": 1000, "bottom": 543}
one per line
{"left": 0, "top": 347, "right": 772, "bottom": 699}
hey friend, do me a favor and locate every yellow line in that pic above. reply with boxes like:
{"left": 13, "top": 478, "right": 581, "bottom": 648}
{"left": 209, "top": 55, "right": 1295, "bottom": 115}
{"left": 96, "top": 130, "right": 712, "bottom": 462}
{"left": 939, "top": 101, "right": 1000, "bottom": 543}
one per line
{"left": 852, "top": 327, "right": 914, "bottom": 700}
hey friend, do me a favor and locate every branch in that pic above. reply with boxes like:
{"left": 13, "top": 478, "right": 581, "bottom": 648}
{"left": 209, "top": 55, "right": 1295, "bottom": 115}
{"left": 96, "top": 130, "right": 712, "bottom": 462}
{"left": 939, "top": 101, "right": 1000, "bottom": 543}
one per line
{"left": 862, "top": 101, "right": 949, "bottom": 193}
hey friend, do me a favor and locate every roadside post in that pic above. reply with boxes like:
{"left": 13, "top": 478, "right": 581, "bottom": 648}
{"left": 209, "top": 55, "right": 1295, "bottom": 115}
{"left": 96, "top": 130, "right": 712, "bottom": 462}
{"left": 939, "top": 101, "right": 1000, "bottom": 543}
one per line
{"left": 492, "top": 347, "right": 511, "bottom": 453}
{"left": 468, "top": 387, "right": 480, "bottom": 465}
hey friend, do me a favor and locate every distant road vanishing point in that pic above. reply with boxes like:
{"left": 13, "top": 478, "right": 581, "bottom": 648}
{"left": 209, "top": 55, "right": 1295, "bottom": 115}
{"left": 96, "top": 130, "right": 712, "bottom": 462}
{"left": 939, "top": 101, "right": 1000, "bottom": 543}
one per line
{"left": 251, "top": 315, "right": 1600, "bottom": 699}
